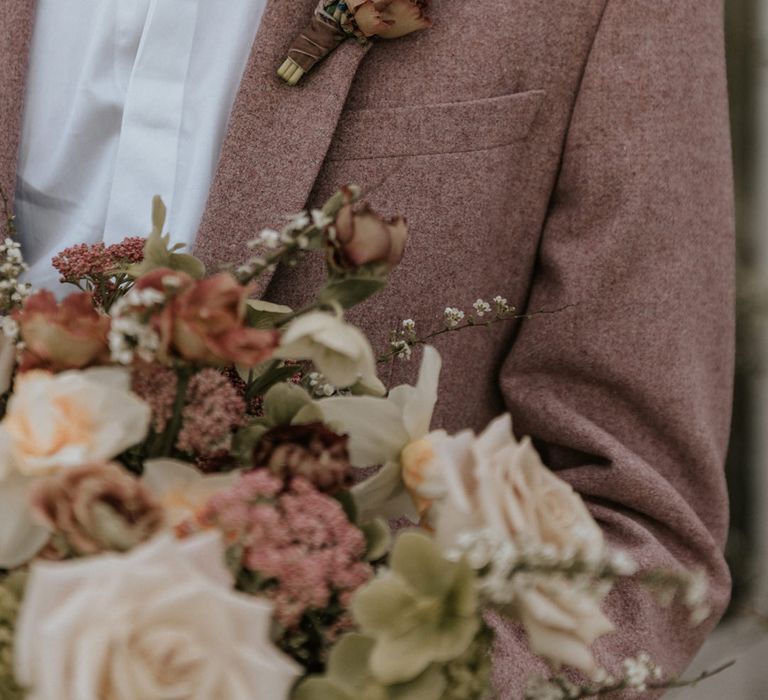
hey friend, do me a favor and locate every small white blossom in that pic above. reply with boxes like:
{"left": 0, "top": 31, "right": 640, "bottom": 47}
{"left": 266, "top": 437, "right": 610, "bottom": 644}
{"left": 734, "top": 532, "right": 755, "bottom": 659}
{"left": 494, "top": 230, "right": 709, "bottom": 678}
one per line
{"left": 401, "top": 318, "right": 416, "bottom": 334}
{"left": 473, "top": 299, "right": 492, "bottom": 317}
{"left": 257, "top": 229, "right": 281, "bottom": 249}
{"left": 311, "top": 209, "right": 331, "bottom": 229}
{"left": 444, "top": 307, "right": 465, "bottom": 328}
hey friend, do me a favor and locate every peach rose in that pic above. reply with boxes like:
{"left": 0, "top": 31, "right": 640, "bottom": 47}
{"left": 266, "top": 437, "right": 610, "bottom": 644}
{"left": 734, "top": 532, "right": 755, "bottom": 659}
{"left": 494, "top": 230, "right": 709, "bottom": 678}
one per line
{"left": 331, "top": 203, "right": 408, "bottom": 270}
{"left": 134, "top": 269, "right": 280, "bottom": 367}
{"left": 30, "top": 462, "right": 164, "bottom": 555}
{"left": 13, "top": 290, "right": 110, "bottom": 373}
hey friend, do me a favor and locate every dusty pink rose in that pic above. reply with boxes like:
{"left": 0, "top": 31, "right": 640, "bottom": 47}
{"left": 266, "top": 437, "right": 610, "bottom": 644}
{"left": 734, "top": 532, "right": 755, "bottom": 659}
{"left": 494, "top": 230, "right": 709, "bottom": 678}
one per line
{"left": 348, "top": 0, "right": 431, "bottom": 38}
{"left": 13, "top": 290, "right": 110, "bottom": 373}
{"left": 30, "top": 462, "right": 164, "bottom": 556}
{"left": 134, "top": 269, "right": 280, "bottom": 367}
{"left": 331, "top": 203, "right": 408, "bottom": 270}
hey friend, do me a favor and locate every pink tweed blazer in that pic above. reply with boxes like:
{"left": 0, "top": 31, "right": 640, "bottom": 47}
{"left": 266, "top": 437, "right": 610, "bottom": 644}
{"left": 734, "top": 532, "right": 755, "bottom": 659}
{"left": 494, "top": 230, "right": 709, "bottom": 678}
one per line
{"left": 1, "top": 0, "right": 734, "bottom": 696}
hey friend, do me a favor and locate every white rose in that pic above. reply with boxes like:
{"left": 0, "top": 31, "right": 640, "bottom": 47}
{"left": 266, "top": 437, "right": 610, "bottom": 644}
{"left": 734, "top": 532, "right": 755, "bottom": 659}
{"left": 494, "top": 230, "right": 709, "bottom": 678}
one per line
{"left": 275, "top": 311, "right": 381, "bottom": 390}
{"left": 15, "top": 533, "right": 301, "bottom": 700}
{"left": 141, "top": 459, "right": 240, "bottom": 527}
{"left": 0, "top": 367, "right": 151, "bottom": 568}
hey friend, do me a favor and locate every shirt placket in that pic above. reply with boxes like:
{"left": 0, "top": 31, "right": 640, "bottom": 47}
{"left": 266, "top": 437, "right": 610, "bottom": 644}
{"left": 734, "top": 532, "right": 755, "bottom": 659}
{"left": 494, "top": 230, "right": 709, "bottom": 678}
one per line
{"left": 103, "top": 0, "right": 199, "bottom": 242}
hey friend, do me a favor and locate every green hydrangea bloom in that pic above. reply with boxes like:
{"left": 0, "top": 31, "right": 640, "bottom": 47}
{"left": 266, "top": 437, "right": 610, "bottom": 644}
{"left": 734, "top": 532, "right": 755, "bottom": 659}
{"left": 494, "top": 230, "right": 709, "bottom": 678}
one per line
{"left": 292, "top": 634, "right": 446, "bottom": 700}
{"left": 352, "top": 530, "right": 480, "bottom": 685}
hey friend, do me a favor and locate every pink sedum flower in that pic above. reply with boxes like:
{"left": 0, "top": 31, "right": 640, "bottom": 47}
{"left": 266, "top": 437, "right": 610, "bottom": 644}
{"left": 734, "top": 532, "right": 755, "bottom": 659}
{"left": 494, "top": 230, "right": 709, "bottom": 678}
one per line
{"left": 197, "top": 472, "right": 372, "bottom": 667}
{"left": 176, "top": 369, "right": 246, "bottom": 458}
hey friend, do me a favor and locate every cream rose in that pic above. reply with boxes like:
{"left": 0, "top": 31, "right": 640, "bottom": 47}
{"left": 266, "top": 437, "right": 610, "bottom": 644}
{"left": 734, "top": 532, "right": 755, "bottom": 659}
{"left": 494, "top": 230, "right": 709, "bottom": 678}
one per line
{"left": 404, "top": 414, "right": 604, "bottom": 560}
{"left": 15, "top": 533, "right": 301, "bottom": 700}
{"left": 275, "top": 311, "right": 380, "bottom": 389}
{"left": 402, "top": 414, "right": 613, "bottom": 673}
{"left": 0, "top": 367, "right": 150, "bottom": 478}
{"left": 0, "top": 367, "right": 151, "bottom": 568}
{"left": 141, "top": 459, "right": 239, "bottom": 528}
{"left": 512, "top": 576, "right": 614, "bottom": 675}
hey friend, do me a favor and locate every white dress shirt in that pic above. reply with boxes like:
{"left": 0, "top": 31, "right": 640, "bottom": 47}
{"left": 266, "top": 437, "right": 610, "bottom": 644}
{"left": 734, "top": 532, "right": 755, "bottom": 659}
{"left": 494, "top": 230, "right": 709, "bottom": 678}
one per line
{"left": 15, "top": 0, "right": 268, "bottom": 290}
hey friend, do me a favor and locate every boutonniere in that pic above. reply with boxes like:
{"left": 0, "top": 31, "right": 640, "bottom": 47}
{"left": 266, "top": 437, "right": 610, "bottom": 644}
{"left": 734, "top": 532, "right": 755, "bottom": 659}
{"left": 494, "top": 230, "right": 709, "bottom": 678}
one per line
{"left": 279, "top": 0, "right": 431, "bottom": 85}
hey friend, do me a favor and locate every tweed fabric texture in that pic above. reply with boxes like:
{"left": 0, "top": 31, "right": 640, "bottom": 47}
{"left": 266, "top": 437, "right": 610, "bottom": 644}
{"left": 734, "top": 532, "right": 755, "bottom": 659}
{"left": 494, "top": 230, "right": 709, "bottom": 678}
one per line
{"left": 1, "top": 0, "right": 734, "bottom": 697}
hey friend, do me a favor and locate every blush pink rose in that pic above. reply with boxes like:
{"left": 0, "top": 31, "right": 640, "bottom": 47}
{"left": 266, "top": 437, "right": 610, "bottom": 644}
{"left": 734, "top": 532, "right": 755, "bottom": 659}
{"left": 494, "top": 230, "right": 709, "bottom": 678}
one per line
{"left": 14, "top": 291, "right": 110, "bottom": 373}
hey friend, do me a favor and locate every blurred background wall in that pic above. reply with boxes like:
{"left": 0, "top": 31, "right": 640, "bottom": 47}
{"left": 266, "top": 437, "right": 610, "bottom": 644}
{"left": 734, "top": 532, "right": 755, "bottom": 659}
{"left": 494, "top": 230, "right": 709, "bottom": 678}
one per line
{"left": 672, "top": 1, "right": 768, "bottom": 696}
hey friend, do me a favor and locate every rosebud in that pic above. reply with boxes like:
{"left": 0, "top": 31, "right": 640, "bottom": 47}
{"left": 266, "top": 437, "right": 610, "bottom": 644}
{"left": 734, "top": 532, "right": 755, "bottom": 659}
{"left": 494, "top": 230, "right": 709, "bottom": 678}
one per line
{"left": 331, "top": 203, "right": 408, "bottom": 271}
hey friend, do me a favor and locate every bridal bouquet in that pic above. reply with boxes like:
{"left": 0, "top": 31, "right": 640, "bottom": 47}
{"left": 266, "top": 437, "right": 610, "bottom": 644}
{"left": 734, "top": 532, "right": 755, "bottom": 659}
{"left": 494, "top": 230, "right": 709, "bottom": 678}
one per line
{"left": 0, "top": 187, "right": 716, "bottom": 699}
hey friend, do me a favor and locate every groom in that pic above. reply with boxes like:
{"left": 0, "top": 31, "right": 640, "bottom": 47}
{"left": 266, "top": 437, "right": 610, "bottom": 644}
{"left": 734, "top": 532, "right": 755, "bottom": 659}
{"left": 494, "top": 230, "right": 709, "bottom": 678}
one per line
{"left": 1, "top": 0, "right": 734, "bottom": 695}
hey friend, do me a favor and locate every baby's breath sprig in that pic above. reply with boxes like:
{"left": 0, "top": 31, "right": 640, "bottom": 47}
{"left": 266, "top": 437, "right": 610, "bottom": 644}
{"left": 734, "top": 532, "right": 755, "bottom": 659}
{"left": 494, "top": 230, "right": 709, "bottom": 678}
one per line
{"left": 380, "top": 297, "right": 574, "bottom": 363}
{"left": 449, "top": 530, "right": 711, "bottom": 625}
{"left": 0, "top": 187, "right": 29, "bottom": 316}
{"left": 235, "top": 187, "right": 355, "bottom": 285}
{"left": 525, "top": 657, "right": 735, "bottom": 699}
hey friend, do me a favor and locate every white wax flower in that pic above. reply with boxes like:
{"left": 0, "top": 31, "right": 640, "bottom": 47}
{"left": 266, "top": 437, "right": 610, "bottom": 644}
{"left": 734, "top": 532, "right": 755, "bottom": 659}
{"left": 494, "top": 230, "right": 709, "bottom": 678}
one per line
{"left": 15, "top": 533, "right": 301, "bottom": 700}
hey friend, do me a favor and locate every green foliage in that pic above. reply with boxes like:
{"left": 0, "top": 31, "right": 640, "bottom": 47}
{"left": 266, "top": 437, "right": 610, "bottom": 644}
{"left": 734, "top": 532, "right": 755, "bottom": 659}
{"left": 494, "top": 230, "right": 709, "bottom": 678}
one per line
{"left": 0, "top": 571, "right": 27, "bottom": 700}
{"left": 128, "top": 196, "right": 206, "bottom": 279}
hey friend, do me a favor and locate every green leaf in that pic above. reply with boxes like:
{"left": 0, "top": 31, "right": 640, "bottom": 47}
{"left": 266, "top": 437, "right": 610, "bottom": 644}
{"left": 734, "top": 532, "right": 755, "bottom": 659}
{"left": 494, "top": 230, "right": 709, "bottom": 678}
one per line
{"left": 319, "top": 276, "right": 386, "bottom": 310}
{"left": 360, "top": 518, "right": 391, "bottom": 561}
{"left": 245, "top": 299, "right": 293, "bottom": 329}
{"left": 333, "top": 490, "right": 358, "bottom": 524}
{"left": 231, "top": 422, "right": 269, "bottom": 464}
{"left": 127, "top": 196, "right": 206, "bottom": 279}
{"left": 263, "top": 383, "right": 314, "bottom": 426}
{"left": 244, "top": 362, "right": 301, "bottom": 400}
{"left": 292, "top": 678, "right": 353, "bottom": 700}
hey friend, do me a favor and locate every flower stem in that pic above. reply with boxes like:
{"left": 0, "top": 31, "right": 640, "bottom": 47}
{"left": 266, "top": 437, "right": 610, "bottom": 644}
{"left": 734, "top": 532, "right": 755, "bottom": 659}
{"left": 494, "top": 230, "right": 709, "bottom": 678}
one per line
{"left": 152, "top": 368, "right": 191, "bottom": 458}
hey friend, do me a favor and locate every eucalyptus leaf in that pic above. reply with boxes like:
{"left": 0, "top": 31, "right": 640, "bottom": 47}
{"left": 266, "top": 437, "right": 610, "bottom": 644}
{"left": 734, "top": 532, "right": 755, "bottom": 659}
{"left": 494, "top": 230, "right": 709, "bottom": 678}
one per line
{"left": 245, "top": 299, "right": 293, "bottom": 329}
{"left": 319, "top": 276, "right": 386, "bottom": 310}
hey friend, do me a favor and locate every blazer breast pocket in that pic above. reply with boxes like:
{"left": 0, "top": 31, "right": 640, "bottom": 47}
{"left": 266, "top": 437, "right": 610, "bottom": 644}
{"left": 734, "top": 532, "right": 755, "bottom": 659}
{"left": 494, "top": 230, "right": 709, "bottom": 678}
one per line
{"left": 326, "top": 89, "right": 546, "bottom": 162}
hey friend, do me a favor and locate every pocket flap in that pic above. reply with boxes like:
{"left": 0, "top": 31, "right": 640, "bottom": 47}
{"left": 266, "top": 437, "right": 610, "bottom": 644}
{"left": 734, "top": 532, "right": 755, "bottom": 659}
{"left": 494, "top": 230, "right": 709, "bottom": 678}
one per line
{"left": 327, "top": 89, "right": 546, "bottom": 161}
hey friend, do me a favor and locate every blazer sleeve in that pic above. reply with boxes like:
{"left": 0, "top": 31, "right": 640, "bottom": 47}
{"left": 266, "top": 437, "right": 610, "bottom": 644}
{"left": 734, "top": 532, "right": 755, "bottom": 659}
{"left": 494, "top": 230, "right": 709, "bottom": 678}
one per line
{"left": 490, "top": 0, "right": 734, "bottom": 694}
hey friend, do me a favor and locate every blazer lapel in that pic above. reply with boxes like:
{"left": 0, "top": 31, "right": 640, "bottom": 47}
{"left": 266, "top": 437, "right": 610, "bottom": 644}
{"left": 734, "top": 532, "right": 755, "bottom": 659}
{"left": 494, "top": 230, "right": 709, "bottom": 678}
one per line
{"left": 0, "top": 0, "right": 36, "bottom": 210}
{"left": 194, "top": 0, "right": 370, "bottom": 298}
